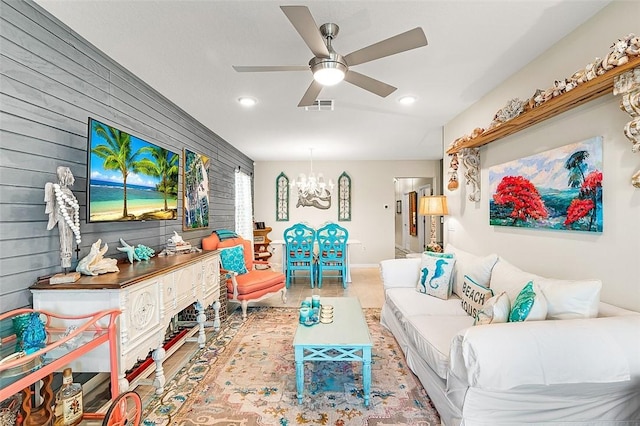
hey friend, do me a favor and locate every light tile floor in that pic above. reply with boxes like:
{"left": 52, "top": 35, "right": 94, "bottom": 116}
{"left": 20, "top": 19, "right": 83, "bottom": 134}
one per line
{"left": 253, "top": 267, "right": 385, "bottom": 309}
{"left": 85, "top": 266, "right": 386, "bottom": 416}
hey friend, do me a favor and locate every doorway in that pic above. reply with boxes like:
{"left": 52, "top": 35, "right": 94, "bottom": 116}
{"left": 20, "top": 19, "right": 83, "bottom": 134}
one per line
{"left": 394, "top": 177, "right": 433, "bottom": 255}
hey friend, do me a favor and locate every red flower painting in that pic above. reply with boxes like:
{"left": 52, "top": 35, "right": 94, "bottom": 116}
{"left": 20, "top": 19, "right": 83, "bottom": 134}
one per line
{"left": 493, "top": 176, "right": 548, "bottom": 225}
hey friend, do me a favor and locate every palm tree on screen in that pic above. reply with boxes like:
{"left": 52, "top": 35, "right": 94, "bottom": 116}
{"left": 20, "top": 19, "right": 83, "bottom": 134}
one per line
{"left": 91, "top": 122, "right": 156, "bottom": 218}
{"left": 141, "top": 145, "right": 179, "bottom": 211}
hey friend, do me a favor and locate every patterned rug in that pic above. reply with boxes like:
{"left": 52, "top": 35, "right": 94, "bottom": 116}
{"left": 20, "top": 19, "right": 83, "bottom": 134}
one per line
{"left": 142, "top": 307, "right": 441, "bottom": 425}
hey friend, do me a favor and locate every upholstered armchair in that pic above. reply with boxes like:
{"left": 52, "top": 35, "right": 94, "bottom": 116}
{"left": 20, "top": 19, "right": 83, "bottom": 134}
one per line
{"left": 202, "top": 233, "right": 286, "bottom": 319}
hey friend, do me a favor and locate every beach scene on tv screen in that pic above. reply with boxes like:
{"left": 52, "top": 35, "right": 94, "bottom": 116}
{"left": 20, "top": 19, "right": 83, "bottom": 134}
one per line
{"left": 89, "top": 119, "right": 179, "bottom": 222}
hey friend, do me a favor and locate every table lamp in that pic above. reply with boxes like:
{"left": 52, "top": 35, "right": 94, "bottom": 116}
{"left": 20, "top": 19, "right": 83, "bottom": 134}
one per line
{"left": 418, "top": 195, "right": 448, "bottom": 252}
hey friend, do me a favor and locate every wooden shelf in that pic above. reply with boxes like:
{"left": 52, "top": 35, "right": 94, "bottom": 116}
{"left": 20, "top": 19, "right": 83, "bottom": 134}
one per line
{"left": 447, "top": 56, "right": 640, "bottom": 155}
{"left": 254, "top": 227, "right": 273, "bottom": 261}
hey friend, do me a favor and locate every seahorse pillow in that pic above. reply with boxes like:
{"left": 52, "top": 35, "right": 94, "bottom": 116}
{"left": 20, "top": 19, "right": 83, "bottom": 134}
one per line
{"left": 219, "top": 245, "right": 248, "bottom": 275}
{"left": 460, "top": 275, "right": 494, "bottom": 318}
{"left": 416, "top": 252, "right": 456, "bottom": 300}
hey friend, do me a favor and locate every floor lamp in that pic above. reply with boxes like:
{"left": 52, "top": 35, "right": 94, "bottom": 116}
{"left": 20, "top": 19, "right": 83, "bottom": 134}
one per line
{"left": 419, "top": 195, "right": 448, "bottom": 253}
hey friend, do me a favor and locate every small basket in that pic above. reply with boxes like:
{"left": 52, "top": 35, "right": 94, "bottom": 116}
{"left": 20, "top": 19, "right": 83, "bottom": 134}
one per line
{"left": 0, "top": 393, "right": 21, "bottom": 426}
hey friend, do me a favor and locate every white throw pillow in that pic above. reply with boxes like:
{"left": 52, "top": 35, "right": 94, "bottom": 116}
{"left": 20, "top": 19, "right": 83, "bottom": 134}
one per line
{"left": 460, "top": 275, "right": 494, "bottom": 318}
{"left": 537, "top": 278, "right": 601, "bottom": 319}
{"left": 490, "top": 257, "right": 543, "bottom": 303}
{"left": 475, "top": 291, "right": 511, "bottom": 325}
{"left": 416, "top": 252, "right": 456, "bottom": 300}
{"left": 445, "top": 244, "right": 498, "bottom": 297}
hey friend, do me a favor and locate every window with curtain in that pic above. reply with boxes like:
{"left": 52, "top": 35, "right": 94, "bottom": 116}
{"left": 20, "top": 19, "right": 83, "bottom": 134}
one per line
{"left": 235, "top": 170, "right": 253, "bottom": 241}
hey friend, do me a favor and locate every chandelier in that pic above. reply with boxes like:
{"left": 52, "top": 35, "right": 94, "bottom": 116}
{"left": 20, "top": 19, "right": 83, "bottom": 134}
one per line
{"left": 293, "top": 149, "right": 334, "bottom": 209}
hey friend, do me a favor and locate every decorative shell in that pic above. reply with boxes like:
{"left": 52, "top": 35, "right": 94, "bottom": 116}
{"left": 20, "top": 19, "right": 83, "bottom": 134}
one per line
{"left": 492, "top": 98, "right": 525, "bottom": 126}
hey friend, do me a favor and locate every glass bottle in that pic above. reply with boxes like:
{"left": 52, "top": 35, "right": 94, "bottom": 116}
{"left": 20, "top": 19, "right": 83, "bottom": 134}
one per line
{"left": 54, "top": 367, "right": 83, "bottom": 426}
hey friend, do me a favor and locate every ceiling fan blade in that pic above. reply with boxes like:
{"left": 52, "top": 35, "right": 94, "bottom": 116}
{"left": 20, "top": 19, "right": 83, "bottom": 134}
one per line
{"left": 280, "top": 6, "right": 330, "bottom": 58}
{"left": 233, "top": 65, "right": 309, "bottom": 72}
{"left": 343, "top": 27, "right": 427, "bottom": 66}
{"left": 298, "top": 80, "right": 323, "bottom": 107}
{"left": 344, "top": 70, "right": 397, "bottom": 98}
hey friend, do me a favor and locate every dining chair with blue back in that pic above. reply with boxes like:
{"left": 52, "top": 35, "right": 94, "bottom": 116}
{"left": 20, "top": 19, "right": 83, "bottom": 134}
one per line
{"left": 283, "top": 223, "right": 317, "bottom": 288}
{"left": 316, "top": 223, "right": 349, "bottom": 288}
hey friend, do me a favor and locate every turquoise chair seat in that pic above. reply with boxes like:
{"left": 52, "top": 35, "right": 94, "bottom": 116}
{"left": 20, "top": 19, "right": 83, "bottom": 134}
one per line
{"left": 316, "top": 223, "right": 349, "bottom": 288}
{"left": 283, "top": 223, "right": 316, "bottom": 288}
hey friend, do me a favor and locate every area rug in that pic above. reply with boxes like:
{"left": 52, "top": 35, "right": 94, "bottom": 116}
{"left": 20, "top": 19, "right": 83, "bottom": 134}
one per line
{"left": 142, "top": 307, "right": 441, "bottom": 425}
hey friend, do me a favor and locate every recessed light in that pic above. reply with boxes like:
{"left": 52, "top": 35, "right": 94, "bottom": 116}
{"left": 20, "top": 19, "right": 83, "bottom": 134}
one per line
{"left": 238, "top": 97, "right": 257, "bottom": 107}
{"left": 398, "top": 95, "right": 417, "bottom": 105}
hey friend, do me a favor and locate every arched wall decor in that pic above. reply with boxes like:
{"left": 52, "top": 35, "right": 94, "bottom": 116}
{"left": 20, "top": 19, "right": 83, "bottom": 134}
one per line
{"left": 276, "top": 172, "right": 289, "bottom": 221}
{"left": 338, "top": 171, "right": 351, "bottom": 221}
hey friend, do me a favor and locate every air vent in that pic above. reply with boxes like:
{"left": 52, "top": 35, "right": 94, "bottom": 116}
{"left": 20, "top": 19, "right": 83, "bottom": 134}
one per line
{"left": 304, "top": 99, "right": 334, "bottom": 111}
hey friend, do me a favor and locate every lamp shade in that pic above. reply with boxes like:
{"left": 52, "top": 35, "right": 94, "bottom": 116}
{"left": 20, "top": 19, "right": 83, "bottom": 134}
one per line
{"left": 418, "top": 195, "right": 448, "bottom": 216}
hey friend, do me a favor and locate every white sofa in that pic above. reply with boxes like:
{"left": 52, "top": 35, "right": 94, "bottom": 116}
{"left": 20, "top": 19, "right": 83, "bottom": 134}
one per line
{"left": 380, "top": 245, "right": 640, "bottom": 426}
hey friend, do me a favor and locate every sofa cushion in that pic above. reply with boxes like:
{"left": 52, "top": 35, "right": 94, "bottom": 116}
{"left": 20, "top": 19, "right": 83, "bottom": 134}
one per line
{"left": 220, "top": 245, "right": 249, "bottom": 274}
{"left": 490, "top": 257, "right": 542, "bottom": 303}
{"left": 492, "top": 258, "right": 602, "bottom": 320}
{"left": 405, "top": 314, "right": 474, "bottom": 379}
{"left": 509, "top": 281, "right": 547, "bottom": 322}
{"left": 537, "top": 278, "right": 601, "bottom": 319}
{"left": 475, "top": 291, "right": 511, "bottom": 325}
{"left": 416, "top": 252, "right": 455, "bottom": 299}
{"left": 226, "top": 269, "right": 285, "bottom": 295}
{"left": 380, "top": 258, "right": 422, "bottom": 290}
{"left": 445, "top": 244, "right": 498, "bottom": 298}
{"left": 460, "top": 275, "right": 494, "bottom": 318}
{"left": 386, "top": 288, "right": 467, "bottom": 318}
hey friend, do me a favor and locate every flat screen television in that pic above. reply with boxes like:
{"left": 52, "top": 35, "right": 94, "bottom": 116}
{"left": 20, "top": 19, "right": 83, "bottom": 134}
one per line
{"left": 87, "top": 117, "right": 179, "bottom": 222}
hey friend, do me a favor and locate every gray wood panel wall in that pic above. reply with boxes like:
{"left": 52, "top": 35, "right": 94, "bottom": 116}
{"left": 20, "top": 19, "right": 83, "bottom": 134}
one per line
{"left": 0, "top": 0, "right": 254, "bottom": 312}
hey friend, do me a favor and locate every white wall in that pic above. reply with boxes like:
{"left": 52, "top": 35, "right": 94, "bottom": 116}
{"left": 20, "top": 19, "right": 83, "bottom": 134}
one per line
{"left": 443, "top": 1, "right": 640, "bottom": 311}
{"left": 254, "top": 160, "right": 439, "bottom": 267}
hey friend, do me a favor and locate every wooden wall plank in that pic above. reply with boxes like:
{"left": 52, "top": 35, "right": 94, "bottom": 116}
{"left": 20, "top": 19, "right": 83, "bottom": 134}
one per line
{"left": 0, "top": 0, "right": 254, "bottom": 311}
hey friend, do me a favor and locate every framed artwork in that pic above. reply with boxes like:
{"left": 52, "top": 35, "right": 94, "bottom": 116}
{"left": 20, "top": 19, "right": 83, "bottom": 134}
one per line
{"left": 183, "top": 148, "right": 210, "bottom": 230}
{"left": 338, "top": 171, "right": 351, "bottom": 221}
{"left": 254, "top": 236, "right": 266, "bottom": 244}
{"left": 276, "top": 172, "right": 289, "bottom": 221}
{"left": 489, "top": 136, "right": 603, "bottom": 232}
{"left": 409, "top": 191, "right": 418, "bottom": 236}
{"left": 396, "top": 200, "right": 402, "bottom": 214}
{"left": 255, "top": 221, "right": 266, "bottom": 230}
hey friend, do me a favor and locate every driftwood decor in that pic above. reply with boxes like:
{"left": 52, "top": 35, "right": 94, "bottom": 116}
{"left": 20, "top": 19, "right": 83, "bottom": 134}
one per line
{"left": 613, "top": 67, "right": 640, "bottom": 187}
{"left": 446, "top": 34, "right": 640, "bottom": 199}
{"left": 448, "top": 34, "right": 640, "bottom": 155}
{"left": 462, "top": 148, "right": 481, "bottom": 202}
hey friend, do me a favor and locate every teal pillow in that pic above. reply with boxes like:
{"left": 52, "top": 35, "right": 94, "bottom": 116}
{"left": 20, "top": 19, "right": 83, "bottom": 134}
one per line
{"left": 509, "top": 281, "right": 536, "bottom": 322}
{"left": 508, "top": 280, "right": 548, "bottom": 322}
{"left": 220, "top": 245, "right": 248, "bottom": 275}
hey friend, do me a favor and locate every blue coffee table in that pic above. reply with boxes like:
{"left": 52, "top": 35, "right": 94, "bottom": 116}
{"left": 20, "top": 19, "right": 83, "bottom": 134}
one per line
{"left": 293, "top": 297, "right": 373, "bottom": 406}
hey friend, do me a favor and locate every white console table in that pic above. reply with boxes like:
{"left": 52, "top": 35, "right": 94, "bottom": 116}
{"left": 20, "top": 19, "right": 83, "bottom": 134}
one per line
{"left": 30, "top": 250, "right": 220, "bottom": 395}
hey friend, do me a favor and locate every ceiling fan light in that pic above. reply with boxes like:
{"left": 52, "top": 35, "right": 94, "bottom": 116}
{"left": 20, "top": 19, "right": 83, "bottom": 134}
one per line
{"left": 313, "top": 67, "right": 345, "bottom": 86}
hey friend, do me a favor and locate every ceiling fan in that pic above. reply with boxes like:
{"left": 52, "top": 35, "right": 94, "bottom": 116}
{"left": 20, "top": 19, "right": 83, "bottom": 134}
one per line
{"left": 232, "top": 5, "right": 428, "bottom": 107}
